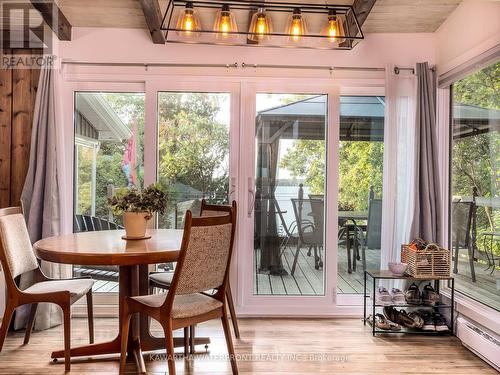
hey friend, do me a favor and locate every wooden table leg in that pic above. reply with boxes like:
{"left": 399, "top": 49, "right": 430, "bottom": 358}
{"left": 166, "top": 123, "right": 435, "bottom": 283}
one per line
{"left": 52, "top": 264, "right": 210, "bottom": 371}
{"left": 52, "top": 265, "right": 147, "bottom": 373}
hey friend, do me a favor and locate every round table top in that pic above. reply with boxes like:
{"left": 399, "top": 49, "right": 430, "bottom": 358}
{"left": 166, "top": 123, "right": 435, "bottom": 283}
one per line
{"left": 34, "top": 229, "right": 183, "bottom": 266}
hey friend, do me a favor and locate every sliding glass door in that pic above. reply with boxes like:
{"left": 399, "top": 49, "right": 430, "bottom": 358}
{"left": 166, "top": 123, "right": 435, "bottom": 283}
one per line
{"left": 253, "top": 93, "right": 327, "bottom": 296}
{"left": 450, "top": 61, "right": 499, "bottom": 311}
{"left": 73, "top": 91, "right": 145, "bottom": 294}
{"left": 71, "top": 80, "right": 387, "bottom": 314}
{"left": 337, "top": 96, "right": 385, "bottom": 295}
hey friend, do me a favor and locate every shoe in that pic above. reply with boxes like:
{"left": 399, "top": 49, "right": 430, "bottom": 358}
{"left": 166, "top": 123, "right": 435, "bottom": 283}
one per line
{"left": 408, "top": 311, "right": 425, "bottom": 329}
{"left": 383, "top": 306, "right": 415, "bottom": 328}
{"left": 421, "top": 311, "right": 435, "bottom": 331}
{"left": 376, "top": 286, "right": 392, "bottom": 305}
{"left": 434, "top": 313, "right": 449, "bottom": 332}
{"left": 421, "top": 283, "right": 439, "bottom": 306}
{"left": 405, "top": 283, "right": 421, "bottom": 305}
{"left": 390, "top": 288, "right": 406, "bottom": 305}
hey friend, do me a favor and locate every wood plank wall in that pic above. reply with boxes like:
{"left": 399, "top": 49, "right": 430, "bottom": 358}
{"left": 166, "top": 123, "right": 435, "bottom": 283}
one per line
{"left": 0, "top": 49, "right": 40, "bottom": 208}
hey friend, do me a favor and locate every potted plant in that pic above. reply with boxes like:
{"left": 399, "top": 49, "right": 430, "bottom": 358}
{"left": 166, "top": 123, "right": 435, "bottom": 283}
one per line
{"left": 108, "top": 183, "right": 167, "bottom": 239}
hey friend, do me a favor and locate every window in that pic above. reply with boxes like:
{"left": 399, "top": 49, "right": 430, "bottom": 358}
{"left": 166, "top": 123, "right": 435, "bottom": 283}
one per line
{"left": 73, "top": 92, "right": 145, "bottom": 291}
{"left": 156, "top": 92, "right": 231, "bottom": 230}
{"left": 451, "top": 61, "right": 500, "bottom": 311}
{"left": 337, "top": 96, "right": 384, "bottom": 294}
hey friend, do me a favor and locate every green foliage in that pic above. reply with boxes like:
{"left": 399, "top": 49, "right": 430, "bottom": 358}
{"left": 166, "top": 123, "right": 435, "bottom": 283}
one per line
{"left": 279, "top": 139, "right": 384, "bottom": 210}
{"left": 108, "top": 183, "right": 168, "bottom": 218}
{"left": 157, "top": 93, "right": 229, "bottom": 203}
{"left": 452, "top": 62, "right": 499, "bottom": 241}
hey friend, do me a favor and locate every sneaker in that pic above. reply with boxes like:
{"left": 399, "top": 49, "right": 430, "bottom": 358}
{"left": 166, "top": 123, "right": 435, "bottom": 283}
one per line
{"left": 376, "top": 286, "right": 392, "bottom": 305}
{"left": 390, "top": 288, "right": 406, "bottom": 305}
{"left": 434, "top": 313, "right": 449, "bottom": 332}
{"left": 405, "top": 283, "right": 421, "bottom": 305}
{"left": 421, "top": 283, "right": 439, "bottom": 306}
{"left": 421, "top": 311, "right": 435, "bottom": 331}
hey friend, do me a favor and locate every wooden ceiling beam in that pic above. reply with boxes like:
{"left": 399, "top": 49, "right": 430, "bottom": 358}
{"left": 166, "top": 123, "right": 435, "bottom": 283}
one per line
{"left": 30, "top": 0, "right": 71, "bottom": 41}
{"left": 340, "top": 0, "right": 376, "bottom": 48}
{"left": 139, "top": 0, "right": 166, "bottom": 44}
{"left": 352, "top": 0, "right": 377, "bottom": 27}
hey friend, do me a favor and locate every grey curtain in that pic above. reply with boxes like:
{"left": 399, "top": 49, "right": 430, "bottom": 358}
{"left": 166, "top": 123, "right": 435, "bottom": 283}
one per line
{"left": 410, "top": 62, "right": 442, "bottom": 243}
{"left": 15, "top": 67, "right": 70, "bottom": 331}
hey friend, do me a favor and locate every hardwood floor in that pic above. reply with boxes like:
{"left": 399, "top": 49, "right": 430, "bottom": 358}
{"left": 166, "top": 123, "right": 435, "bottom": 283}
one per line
{"left": 0, "top": 317, "right": 495, "bottom": 374}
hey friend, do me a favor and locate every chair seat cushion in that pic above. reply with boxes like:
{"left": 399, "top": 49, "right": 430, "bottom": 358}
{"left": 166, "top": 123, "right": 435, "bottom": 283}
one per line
{"left": 23, "top": 278, "right": 94, "bottom": 303}
{"left": 149, "top": 272, "right": 174, "bottom": 287}
{"left": 132, "top": 292, "right": 223, "bottom": 319}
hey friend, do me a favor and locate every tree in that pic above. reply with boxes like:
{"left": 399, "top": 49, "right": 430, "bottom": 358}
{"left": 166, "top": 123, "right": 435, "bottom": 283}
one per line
{"left": 279, "top": 139, "right": 384, "bottom": 210}
{"left": 452, "top": 62, "right": 500, "bottom": 235}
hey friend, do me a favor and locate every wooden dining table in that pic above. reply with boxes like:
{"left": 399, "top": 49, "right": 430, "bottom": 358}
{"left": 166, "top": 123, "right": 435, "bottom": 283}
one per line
{"left": 33, "top": 229, "right": 210, "bottom": 374}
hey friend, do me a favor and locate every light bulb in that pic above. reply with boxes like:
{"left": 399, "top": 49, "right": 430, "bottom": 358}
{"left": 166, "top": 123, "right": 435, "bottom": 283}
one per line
{"left": 322, "top": 10, "right": 346, "bottom": 44}
{"left": 286, "top": 9, "right": 307, "bottom": 42}
{"left": 220, "top": 15, "right": 230, "bottom": 34}
{"left": 213, "top": 4, "right": 238, "bottom": 39}
{"left": 257, "top": 16, "right": 266, "bottom": 35}
{"left": 176, "top": 2, "right": 201, "bottom": 36}
{"left": 248, "top": 8, "right": 272, "bottom": 42}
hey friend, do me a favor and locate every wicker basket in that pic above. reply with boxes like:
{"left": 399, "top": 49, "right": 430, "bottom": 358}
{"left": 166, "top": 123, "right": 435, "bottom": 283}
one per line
{"left": 401, "top": 244, "right": 451, "bottom": 278}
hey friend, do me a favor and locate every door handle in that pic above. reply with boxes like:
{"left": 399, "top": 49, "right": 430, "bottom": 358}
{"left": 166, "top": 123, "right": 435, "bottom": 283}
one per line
{"left": 247, "top": 177, "right": 255, "bottom": 218}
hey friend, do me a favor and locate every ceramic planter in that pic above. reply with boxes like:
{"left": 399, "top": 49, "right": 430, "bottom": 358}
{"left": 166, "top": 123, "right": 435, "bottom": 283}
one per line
{"left": 123, "top": 212, "right": 150, "bottom": 238}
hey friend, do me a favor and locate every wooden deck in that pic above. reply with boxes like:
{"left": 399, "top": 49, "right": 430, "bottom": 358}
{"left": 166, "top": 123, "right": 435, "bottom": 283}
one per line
{"left": 78, "top": 247, "right": 499, "bottom": 311}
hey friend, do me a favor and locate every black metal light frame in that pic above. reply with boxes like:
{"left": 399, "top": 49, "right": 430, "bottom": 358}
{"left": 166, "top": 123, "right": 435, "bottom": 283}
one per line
{"left": 160, "top": 0, "right": 365, "bottom": 50}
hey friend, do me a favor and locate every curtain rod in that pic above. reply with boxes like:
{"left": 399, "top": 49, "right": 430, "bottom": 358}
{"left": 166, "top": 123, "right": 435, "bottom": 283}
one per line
{"left": 394, "top": 66, "right": 436, "bottom": 75}
{"left": 61, "top": 60, "right": 390, "bottom": 72}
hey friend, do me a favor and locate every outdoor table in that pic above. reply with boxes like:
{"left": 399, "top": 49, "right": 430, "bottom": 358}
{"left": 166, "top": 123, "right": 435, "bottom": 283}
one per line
{"left": 481, "top": 232, "right": 500, "bottom": 274}
{"left": 33, "top": 229, "right": 209, "bottom": 374}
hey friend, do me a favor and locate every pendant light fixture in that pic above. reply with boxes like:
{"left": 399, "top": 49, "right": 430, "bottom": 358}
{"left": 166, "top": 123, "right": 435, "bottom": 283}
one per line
{"left": 248, "top": 7, "right": 273, "bottom": 42}
{"left": 162, "top": 1, "right": 364, "bottom": 50}
{"left": 175, "top": 2, "right": 201, "bottom": 36}
{"left": 213, "top": 4, "right": 238, "bottom": 38}
{"left": 322, "top": 9, "right": 346, "bottom": 43}
{"left": 286, "top": 8, "right": 307, "bottom": 42}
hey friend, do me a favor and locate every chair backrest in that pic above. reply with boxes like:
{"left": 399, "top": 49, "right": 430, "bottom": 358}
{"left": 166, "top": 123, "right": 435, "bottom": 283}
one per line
{"left": 0, "top": 207, "right": 39, "bottom": 280}
{"left": 451, "top": 201, "right": 473, "bottom": 247}
{"left": 291, "top": 198, "right": 324, "bottom": 245}
{"left": 200, "top": 199, "right": 232, "bottom": 217}
{"left": 366, "top": 198, "right": 382, "bottom": 249}
{"left": 167, "top": 203, "right": 236, "bottom": 302}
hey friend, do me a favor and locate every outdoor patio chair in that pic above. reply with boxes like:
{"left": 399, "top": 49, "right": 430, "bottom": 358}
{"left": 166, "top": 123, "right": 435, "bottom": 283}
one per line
{"left": 290, "top": 198, "right": 324, "bottom": 275}
{"left": 452, "top": 201, "right": 476, "bottom": 282}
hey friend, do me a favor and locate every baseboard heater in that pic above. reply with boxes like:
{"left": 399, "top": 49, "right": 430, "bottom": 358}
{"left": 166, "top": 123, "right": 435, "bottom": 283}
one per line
{"left": 456, "top": 317, "right": 500, "bottom": 371}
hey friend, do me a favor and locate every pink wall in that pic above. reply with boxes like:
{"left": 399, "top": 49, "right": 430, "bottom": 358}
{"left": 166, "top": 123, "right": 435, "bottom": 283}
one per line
{"left": 436, "top": 0, "right": 500, "bottom": 74}
{"left": 60, "top": 27, "right": 437, "bottom": 71}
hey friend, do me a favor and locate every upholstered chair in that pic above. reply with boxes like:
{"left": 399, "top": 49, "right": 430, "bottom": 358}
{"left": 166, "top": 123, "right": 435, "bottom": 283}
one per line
{"left": 149, "top": 199, "right": 240, "bottom": 339}
{"left": 0, "top": 207, "right": 95, "bottom": 372}
{"left": 120, "top": 205, "right": 238, "bottom": 375}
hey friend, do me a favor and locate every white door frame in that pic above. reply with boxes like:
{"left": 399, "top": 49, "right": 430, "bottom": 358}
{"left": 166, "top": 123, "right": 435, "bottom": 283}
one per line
{"left": 236, "top": 80, "right": 348, "bottom": 316}
{"left": 63, "top": 69, "right": 385, "bottom": 317}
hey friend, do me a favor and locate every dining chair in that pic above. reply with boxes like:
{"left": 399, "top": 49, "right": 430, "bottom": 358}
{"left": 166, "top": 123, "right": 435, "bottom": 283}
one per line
{"left": 120, "top": 206, "right": 238, "bottom": 375}
{"left": 149, "top": 199, "right": 240, "bottom": 339}
{"left": 0, "top": 206, "right": 95, "bottom": 372}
